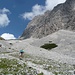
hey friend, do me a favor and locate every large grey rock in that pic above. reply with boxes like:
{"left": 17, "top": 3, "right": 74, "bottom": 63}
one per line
{"left": 0, "top": 40, "right": 12, "bottom": 52}
{"left": 21, "top": 0, "right": 75, "bottom": 39}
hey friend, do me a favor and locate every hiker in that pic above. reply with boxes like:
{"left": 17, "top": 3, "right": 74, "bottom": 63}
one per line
{"left": 19, "top": 49, "right": 24, "bottom": 60}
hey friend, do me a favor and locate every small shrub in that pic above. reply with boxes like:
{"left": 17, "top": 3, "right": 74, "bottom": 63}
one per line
{"left": 38, "top": 72, "right": 44, "bottom": 75}
{"left": 9, "top": 48, "right": 11, "bottom": 49}
{"left": 53, "top": 71, "right": 58, "bottom": 75}
{"left": 40, "top": 43, "right": 58, "bottom": 50}
{"left": 49, "top": 41, "right": 52, "bottom": 43}
{"left": 9, "top": 43, "right": 13, "bottom": 45}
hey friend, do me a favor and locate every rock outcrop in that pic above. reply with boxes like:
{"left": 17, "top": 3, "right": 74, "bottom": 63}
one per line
{"left": 21, "top": 0, "right": 75, "bottom": 39}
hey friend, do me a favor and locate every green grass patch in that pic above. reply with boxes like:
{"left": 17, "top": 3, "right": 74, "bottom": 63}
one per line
{"left": 40, "top": 43, "right": 58, "bottom": 50}
{"left": 0, "top": 58, "right": 37, "bottom": 75}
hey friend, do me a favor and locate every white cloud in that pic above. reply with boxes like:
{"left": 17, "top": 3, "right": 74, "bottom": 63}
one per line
{"left": 0, "top": 14, "right": 10, "bottom": 27}
{"left": 0, "top": 8, "right": 10, "bottom": 14}
{"left": 22, "top": 0, "right": 66, "bottom": 20}
{"left": 45, "top": 0, "right": 66, "bottom": 10}
{"left": 1, "top": 33, "right": 16, "bottom": 40}
{"left": 22, "top": 4, "right": 46, "bottom": 20}
{"left": 0, "top": 8, "right": 10, "bottom": 27}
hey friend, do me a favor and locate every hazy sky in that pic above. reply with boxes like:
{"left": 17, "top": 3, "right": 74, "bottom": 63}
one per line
{"left": 0, "top": 0, "right": 66, "bottom": 40}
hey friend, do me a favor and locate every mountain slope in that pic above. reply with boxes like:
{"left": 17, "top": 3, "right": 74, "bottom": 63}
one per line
{"left": 31, "top": 29, "right": 75, "bottom": 58}
{"left": 9, "top": 30, "right": 75, "bottom": 65}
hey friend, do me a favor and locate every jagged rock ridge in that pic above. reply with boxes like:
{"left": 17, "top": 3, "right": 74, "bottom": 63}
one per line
{"left": 21, "top": 0, "right": 75, "bottom": 39}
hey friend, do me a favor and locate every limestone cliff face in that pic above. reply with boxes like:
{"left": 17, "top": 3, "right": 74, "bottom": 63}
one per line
{"left": 21, "top": 0, "right": 75, "bottom": 39}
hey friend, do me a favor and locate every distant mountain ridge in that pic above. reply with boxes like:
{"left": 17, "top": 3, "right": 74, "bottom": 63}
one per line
{"left": 21, "top": 0, "right": 75, "bottom": 39}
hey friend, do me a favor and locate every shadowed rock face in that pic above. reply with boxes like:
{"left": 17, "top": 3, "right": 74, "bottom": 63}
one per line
{"left": 65, "top": 0, "right": 75, "bottom": 11}
{"left": 21, "top": 0, "right": 75, "bottom": 39}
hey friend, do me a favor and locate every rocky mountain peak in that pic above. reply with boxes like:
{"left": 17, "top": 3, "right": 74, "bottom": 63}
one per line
{"left": 21, "top": 0, "right": 75, "bottom": 39}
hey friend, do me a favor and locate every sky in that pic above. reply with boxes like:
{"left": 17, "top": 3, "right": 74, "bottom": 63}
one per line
{"left": 0, "top": 0, "right": 66, "bottom": 40}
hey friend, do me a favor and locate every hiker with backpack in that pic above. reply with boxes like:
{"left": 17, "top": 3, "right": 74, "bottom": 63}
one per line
{"left": 19, "top": 49, "right": 24, "bottom": 60}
